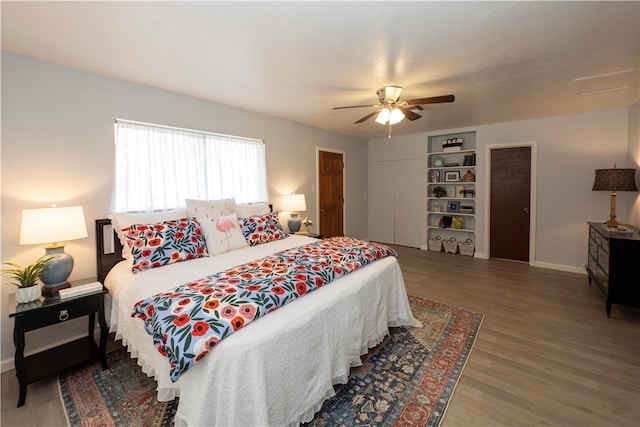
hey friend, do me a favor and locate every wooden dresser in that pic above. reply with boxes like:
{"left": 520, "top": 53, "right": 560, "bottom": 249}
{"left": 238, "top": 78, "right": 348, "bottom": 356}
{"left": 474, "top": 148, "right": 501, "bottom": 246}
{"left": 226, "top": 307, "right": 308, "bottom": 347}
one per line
{"left": 586, "top": 222, "right": 640, "bottom": 316}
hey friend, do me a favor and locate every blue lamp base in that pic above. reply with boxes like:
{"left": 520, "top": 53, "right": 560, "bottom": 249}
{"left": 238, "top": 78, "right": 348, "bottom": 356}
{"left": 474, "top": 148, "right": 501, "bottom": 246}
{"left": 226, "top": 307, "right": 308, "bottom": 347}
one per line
{"left": 40, "top": 245, "right": 73, "bottom": 297}
{"left": 288, "top": 213, "right": 302, "bottom": 233}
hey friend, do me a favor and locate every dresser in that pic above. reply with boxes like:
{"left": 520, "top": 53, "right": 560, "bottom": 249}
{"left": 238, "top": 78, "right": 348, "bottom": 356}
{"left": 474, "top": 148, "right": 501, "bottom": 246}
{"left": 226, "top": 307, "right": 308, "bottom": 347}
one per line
{"left": 586, "top": 222, "right": 640, "bottom": 316}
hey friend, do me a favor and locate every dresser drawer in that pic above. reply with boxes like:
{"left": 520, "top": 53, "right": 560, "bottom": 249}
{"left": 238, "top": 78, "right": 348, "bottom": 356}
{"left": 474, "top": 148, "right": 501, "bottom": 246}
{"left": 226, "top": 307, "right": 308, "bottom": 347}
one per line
{"left": 22, "top": 296, "right": 99, "bottom": 331}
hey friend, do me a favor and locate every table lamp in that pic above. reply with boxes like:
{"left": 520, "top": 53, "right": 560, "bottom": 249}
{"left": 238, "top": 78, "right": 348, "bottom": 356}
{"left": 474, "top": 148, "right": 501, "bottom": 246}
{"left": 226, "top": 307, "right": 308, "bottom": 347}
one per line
{"left": 281, "top": 194, "right": 307, "bottom": 233}
{"left": 19, "top": 205, "right": 88, "bottom": 296}
{"left": 592, "top": 165, "right": 638, "bottom": 227}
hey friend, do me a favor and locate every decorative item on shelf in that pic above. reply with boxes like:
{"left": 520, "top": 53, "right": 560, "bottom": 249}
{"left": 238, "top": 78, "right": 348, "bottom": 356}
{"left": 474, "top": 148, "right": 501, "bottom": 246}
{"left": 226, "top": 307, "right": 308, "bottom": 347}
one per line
{"left": 443, "top": 237, "right": 459, "bottom": 254}
{"left": 463, "top": 170, "right": 475, "bottom": 182}
{"left": 442, "top": 138, "right": 463, "bottom": 152}
{"left": 302, "top": 217, "right": 313, "bottom": 232}
{"left": 459, "top": 239, "right": 475, "bottom": 256}
{"left": 592, "top": 165, "right": 638, "bottom": 227}
{"left": 432, "top": 156, "right": 444, "bottom": 168}
{"left": 463, "top": 155, "right": 475, "bottom": 166}
{"left": 1, "top": 257, "right": 53, "bottom": 303}
{"left": 433, "top": 186, "right": 447, "bottom": 198}
{"left": 459, "top": 205, "right": 475, "bottom": 214}
{"left": 428, "top": 235, "right": 443, "bottom": 252}
{"left": 462, "top": 189, "right": 476, "bottom": 198}
{"left": 444, "top": 162, "right": 460, "bottom": 167}
{"left": 453, "top": 217, "right": 464, "bottom": 229}
{"left": 439, "top": 216, "right": 453, "bottom": 228}
{"left": 433, "top": 202, "right": 441, "bottom": 212}
{"left": 447, "top": 201, "right": 460, "bottom": 213}
{"left": 281, "top": 193, "right": 307, "bottom": 233}
{"left": 19, "top": 205, "right": 88, "bottom": 298}
{"left": 445, "top": 171, "right": 461, "bottom": 182}
{"left": 455, "top": 185, "right": 464, "bottom": 198}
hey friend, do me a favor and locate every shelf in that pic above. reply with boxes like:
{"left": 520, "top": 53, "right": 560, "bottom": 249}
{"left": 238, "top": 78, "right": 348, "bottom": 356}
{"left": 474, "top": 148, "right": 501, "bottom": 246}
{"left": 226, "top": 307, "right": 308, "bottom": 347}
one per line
{"left": 429, "top": 148, "right": 475, "bottom": 156}
{"left": 428, "top": 165, "right": 476, "bottom": 170}
{"left": 428, "top": 197, "right": 475, "bottom": 201}
{"left": 428, "top": 211, "right": 475, "bottom": 216}
{"left": 427, "top": 226, "right": 475, "bottom": 232}
{"left": 427, "top": 130, "right": 477, "bottom": 253}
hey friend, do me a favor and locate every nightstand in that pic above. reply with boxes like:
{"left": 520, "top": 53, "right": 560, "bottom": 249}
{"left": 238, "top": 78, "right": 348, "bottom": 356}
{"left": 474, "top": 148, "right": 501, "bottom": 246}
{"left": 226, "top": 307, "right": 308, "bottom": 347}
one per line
{"left": 294, "top": 232, "right": 324, "bottom": 239}
{"left": 8, "top": 281, "right": 109, "bottom": 407}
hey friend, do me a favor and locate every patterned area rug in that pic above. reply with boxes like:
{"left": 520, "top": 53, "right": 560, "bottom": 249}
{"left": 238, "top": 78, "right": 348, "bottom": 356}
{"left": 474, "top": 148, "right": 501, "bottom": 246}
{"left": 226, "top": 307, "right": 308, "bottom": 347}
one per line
{"left": 59, "top": 296, "right": 483, "bottom": 427}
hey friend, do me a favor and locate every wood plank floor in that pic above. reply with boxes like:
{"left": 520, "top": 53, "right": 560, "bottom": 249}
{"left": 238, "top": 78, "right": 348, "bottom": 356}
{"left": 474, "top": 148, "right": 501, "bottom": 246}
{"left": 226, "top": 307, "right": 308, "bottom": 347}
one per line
{"left": 1, "top": 246, "right": 638, "bottom": 426}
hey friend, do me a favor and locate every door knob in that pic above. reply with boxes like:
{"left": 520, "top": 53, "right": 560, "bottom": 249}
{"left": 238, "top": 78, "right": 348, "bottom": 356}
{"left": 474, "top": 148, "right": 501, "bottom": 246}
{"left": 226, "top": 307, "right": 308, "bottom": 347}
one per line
{"left": 524, "top": 207, "right": 530, "bottom": 214}
{"left": 320, "top": 209, "right": 325, "bottom": 213}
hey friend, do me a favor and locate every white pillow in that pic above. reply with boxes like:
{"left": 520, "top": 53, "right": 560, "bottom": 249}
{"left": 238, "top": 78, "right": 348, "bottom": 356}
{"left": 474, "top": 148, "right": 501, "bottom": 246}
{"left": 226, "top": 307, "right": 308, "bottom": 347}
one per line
{"left": 186, "top": 198, "right": 236, "bottom": 219}
{"left": 108, "top": 208, "right": 188, "bottom": 260}
{"left": 199, "top": 213, "right": 249, "bottom": 255}
{"left": 236, "top": 202, "right": 271, "bottom": 218}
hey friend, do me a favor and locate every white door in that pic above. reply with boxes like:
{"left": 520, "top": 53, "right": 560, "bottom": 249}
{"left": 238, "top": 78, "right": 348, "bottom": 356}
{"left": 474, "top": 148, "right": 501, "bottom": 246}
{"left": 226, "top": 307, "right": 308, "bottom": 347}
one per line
{"left": 368, "top": 159, "right": 424, "bottom": 248}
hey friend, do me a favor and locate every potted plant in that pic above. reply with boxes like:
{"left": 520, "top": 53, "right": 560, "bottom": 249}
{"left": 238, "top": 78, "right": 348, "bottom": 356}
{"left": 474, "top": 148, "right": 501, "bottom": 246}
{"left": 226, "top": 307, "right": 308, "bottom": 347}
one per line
{"left": 433, "top": 186, "right": 447, "bottom": 198}
{"left": 2, "top": 257, "right": 53, "bottom": 303}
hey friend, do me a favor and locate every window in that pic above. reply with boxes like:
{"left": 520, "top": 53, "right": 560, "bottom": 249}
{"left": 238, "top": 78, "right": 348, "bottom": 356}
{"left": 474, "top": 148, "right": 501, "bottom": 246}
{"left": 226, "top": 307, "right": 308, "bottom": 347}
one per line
{"left": 112, "top": 120, "right": 268, "bottom": 212}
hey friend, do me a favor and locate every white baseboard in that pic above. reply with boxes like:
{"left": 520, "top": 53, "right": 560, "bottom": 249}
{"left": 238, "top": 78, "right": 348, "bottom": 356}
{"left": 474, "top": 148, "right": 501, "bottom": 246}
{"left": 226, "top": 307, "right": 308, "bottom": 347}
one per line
{"left": 531, "top": 261, "right": 586, "bottom": 275}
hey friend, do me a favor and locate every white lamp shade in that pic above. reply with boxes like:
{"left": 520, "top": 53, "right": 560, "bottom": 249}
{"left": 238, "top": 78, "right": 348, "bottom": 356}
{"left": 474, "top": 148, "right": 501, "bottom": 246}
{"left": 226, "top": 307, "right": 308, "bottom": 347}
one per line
{"left": 375, "top": 108, "right": 391, "bottom": 124}
{"left": 19, "top": 206, "right": 88, "bottom": 245}
{"left": 389, "top": 107, "right": 405, "bottom": 124}
{"left": 281, "top": 194, "right": 307, "bottom": 213}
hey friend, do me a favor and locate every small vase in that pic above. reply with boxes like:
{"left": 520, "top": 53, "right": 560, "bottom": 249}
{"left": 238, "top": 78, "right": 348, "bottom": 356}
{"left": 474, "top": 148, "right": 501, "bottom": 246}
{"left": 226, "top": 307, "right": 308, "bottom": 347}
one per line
{"left": 15, "top": 285, "right": 42, "bottom": 304}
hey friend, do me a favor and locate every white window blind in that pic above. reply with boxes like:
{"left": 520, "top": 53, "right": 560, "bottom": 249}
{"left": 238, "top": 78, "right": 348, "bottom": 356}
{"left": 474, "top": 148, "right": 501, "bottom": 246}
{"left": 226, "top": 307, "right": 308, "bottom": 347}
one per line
{"left": 112, "top": 120, "right": 268, "bottom": 212}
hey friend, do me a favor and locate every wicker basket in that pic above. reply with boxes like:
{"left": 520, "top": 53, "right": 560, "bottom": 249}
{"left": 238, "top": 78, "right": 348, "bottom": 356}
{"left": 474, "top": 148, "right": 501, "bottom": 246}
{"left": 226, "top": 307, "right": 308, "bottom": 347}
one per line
{"left": 442, "top": 237, "right": 458, "bottom": 254}
{"left": 428, "top": 235, "right": 443, "bottom": 252}
{"left": 459, "top": 239, "right": 475, "bottom": 256}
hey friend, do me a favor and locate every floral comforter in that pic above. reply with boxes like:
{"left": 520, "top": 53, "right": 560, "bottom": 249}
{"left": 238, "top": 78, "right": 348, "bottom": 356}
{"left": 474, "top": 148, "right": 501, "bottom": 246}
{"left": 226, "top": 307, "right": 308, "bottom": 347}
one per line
{"left": 131, "top": 236, "right": 396, "bottom": 381}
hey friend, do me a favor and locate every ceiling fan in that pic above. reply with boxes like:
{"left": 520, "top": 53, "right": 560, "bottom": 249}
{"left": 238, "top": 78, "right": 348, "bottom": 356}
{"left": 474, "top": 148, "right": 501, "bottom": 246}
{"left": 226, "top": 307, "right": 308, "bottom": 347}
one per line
{"left": 333, "top": 86, "right": 455, "bottom": 137}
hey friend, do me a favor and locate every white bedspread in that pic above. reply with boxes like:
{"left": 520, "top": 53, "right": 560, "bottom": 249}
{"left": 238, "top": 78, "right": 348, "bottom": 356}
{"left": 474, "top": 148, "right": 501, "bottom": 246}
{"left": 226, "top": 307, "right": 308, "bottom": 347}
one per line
{"left": 106, "top": 235, "right": 420, "bottom": 426}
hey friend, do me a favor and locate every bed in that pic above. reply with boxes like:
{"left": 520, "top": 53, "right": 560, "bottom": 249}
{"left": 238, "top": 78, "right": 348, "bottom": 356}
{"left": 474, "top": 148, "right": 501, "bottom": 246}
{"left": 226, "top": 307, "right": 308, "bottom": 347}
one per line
{"left": 96, "top": 205, "right": 420, "bottom": 426}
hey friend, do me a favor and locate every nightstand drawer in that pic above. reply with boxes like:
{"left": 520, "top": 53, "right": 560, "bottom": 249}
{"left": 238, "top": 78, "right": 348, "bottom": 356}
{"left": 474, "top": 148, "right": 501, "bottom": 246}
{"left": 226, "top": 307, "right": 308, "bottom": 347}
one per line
{"left": 22, "top": 296, "right": 99, "bottom": 331}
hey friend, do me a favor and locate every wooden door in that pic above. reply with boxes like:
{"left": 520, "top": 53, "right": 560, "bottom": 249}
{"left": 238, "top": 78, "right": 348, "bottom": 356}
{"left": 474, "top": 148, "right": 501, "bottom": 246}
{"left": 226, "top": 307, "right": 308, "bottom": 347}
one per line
{"left": 318, "top": 150, "right": 344, "bottom": 237}
{"left": 490, "top": 147, "right": 531, "bottom": 261}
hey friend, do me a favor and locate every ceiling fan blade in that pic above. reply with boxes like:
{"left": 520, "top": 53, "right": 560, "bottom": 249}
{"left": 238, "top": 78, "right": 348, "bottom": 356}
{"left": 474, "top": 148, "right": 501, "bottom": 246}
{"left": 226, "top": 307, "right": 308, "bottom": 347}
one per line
{"left": 354, "top": 110, "right": 380, "bottom": 124}
{"left": 333, "top": 104, "right": 379, "bottom": 110}
{"left": 409, "top": 105, "right": 424, "bottom": 111}
{"left": 405, "top": 94, "right": 455, "bottom": 105}
{"left": 398, "top": 106, "right": 422, "bottom": 121}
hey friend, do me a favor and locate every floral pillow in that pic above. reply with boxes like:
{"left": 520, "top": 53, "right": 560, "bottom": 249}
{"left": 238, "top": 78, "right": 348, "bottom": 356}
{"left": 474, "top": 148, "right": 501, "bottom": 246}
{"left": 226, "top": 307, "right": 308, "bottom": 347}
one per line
{"left": 122, "top": 217, "right": 209, "bottom": 273}
{"left": 239, "top": 212, "right": 289, "bottom": 246}
{"left": 199, "top": 213, "right": 249, "bottom": 255}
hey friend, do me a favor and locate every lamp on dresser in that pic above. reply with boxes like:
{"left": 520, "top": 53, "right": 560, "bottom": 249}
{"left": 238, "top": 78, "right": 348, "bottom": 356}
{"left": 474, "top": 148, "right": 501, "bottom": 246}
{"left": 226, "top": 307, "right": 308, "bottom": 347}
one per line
{"left": 19, "top": 205, "right": 88, "bottom": 297}
{"left": 281, "top": 194, "right": 307, "bottom": 233}
{"left": 592, "top": 165, "right": 638, "bottom": 227}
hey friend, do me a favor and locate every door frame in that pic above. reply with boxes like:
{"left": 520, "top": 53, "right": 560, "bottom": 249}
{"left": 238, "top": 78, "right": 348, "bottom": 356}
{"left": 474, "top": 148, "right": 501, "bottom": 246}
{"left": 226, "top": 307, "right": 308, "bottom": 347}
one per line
{"left": 483, "top": 141, "right": 538, "bottom": 265}
{"left": 316, "top": 147, "right": 346, "bottom": 235}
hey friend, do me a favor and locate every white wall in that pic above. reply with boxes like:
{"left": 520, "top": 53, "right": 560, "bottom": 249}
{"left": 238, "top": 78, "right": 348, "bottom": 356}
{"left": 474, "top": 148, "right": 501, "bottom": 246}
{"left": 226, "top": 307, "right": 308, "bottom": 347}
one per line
{"left": 0, "top": 53, "right": 368, "bottom": 368}
{"left": 369, "top": 108, "right": 636, "bottom": 272}
{"left": 628, "top": 101, "right": 640, "bottom": 227}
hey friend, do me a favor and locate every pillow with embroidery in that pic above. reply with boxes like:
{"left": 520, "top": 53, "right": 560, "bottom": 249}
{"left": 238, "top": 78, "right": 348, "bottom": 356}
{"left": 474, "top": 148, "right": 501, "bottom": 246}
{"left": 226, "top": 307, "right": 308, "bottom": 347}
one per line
{"left": 239, "top": 212, "right": 289, "bottom": 246}
{"left": 123, "top": 217, "right": 209, "bottom": 273}
{"left": 199, "top": 213, "right": 249, "bottom": 255}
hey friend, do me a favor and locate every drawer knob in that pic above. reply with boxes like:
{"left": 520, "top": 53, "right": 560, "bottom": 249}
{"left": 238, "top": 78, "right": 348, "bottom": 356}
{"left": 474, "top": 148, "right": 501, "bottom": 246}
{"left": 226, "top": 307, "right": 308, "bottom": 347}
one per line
{"left": 59, "top": 310, "right": 69, "bottom": 322}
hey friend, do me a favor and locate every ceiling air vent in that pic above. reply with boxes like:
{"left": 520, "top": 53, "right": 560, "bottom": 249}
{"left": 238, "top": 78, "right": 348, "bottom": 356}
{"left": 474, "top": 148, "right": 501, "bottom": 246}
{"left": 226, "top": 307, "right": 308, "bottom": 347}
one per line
{"left": 573, "top": 68, "right": 639, "bottom": 96}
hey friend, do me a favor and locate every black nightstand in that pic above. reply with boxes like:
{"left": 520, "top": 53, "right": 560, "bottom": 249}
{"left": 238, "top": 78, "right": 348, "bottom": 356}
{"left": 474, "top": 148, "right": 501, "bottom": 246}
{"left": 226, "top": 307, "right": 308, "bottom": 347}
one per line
{"left": 8, "top": 281, "right": 109, "bottom": 407}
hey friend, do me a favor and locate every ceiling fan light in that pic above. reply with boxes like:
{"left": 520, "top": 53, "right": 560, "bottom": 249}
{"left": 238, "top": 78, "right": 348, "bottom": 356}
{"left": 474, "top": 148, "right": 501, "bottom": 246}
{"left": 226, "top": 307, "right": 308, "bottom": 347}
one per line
{"left": 384, "top": 86, "right": 403, "bottom": 102}
{"left": 389, "top": 108, "right": 405, "bottom": 124}
{"left": 375, "top": 108, "right": 391, "bottom": 124}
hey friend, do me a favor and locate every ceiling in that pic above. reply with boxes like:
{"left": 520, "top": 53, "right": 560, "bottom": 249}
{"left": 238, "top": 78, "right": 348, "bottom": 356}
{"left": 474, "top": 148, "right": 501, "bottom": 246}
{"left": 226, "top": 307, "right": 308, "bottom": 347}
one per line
{"left": 2, "top": 1, "right": 639, "bottom": 140}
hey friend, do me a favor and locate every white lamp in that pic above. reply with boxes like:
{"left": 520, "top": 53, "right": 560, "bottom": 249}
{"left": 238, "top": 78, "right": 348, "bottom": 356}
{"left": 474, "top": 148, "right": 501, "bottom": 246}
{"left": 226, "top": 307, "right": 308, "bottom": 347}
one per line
{"left": 281, "top": 194, "right": 307, "bottom": 233}
{"left": 19, "top": 205, "right": 88, "bottom": 297}
{"left": 375, "top": 106, "right": 405, "bottom": 125}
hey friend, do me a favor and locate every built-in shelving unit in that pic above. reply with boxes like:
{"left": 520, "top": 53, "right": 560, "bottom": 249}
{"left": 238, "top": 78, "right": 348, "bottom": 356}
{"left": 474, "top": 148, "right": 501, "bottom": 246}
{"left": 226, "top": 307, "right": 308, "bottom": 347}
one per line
{"left": 427, "top": 131, "right": 476, "bottom": 255}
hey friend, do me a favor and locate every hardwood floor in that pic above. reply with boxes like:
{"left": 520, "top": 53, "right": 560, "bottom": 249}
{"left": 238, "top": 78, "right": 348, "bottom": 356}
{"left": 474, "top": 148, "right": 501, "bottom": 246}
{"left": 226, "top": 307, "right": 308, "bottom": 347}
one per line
{"left": 1, "top": 246, "right": 638, "bottom": 426}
